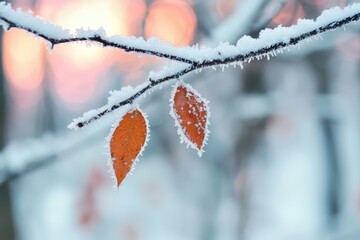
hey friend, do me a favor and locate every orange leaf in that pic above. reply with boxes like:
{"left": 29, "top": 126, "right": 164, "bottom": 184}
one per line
{"left": 109, "top": 109, "right": 148, "bottom": 187}
{"left": 170, "top": 82, "right": 209, "bottom": 156}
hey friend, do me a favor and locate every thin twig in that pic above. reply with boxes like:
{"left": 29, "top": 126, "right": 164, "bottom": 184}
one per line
{"left": 0, "top": 0, "right": 285, "bottom": 184}
{"left": 0, "top": 3, "right": 359, "bottom": 184}
{"left": 1, "top": 2, "right": 359, "bottom": 128}
{"left": 0, "top": 16, "right": 195, "bottom": 64}
{"left": 73, "top": 11, "right": 360, "bottom": 128}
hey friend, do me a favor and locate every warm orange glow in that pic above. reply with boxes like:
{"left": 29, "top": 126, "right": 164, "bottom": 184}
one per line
{"left": 3, "top": 29, "right": 45, "bottom": 91}
{"left": 36, "top": 0, "right": 143, "bottom": 103}
{"left": 116, "top": 0, "right": 196, "bottom": 84}
{"left": 120, "top": 0, "right": 147, "bottom": 36}
{"left": 145, "top": 0, "right": 196, "bottom": 46}
{"left": 115, "top": 53, "right": 162, "bottom": 83}
{"left": 215, "top": 0, "right": 237, "bottom": 19}
{"left": 41, "top": 0, "right": 130, "bottom": 69}
{"left": 272, "top": 0, "right": 304, "bottom": 27}
{"left": 50, "top": 57, "right": 99, "bottom": 104}
{"left": 1, "top": 1, "right": 45, "bottom": 110}
{"left": 3, "top": 0, "right": 196, "bottom": 106}
{"left": 9, "top": 87, "right": 43, "bottom": 109}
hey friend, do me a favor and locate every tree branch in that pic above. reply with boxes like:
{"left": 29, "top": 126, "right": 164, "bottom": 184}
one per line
{"left": 69, "top": 4, "right": 360, "bottom": 129}
{"left": 0, "top": 2, "right": 359, "bottom": 129}
{"left": 0, "top": 2, "right": 196, "bottom": 64}
{"left": 0, "top": 116, "right": 112, "bottom": 185}
{"left": 0, "top": 0, "right": 287, "bottom": 184}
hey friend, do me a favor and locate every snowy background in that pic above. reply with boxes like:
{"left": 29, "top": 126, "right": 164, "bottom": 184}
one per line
{"left": 1, "top": 0, "right": 360, "bottom": 240}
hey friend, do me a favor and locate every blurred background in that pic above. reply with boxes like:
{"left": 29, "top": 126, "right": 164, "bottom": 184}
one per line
{"left": 0, "top": 0, "right": 360, "bottom": 239}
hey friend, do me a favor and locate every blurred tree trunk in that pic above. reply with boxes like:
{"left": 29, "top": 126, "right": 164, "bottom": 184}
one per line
{"left": 0, "top": 32, "right": 15, "bottom": 239}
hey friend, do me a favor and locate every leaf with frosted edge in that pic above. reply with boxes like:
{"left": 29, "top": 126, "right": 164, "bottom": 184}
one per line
{"left": 170, "top": 81, "right": 210, "bottom": 156}
{"left": 108, "top": 109, "right": 148, "bottom": 187}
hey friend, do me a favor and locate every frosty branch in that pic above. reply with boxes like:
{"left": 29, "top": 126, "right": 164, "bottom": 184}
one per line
{"left": 1, "top": 2, "right": 360, "bottom": 187}
{"left": 0, "top": 3, "right": 195, "bottom": 64}
{"left": 0, "top": 0, "right": 283, "bottom": 185}
{"left": 0, "top": 2, "right": 359, "bottom": 129}
{"left": 71, "top": 4, "right": 360, "bottom": 129}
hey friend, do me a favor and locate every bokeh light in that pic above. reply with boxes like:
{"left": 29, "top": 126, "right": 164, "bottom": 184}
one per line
{"left": 3, "top": 30, "right": 45, "bottom": 108}
{"left": 145, "top": 0, "right": 196, "bottom": 46}
{"left": 215, "top": 0, "right": 237, "bottom": 19}
{"left": 3, "top": 30, "right": 44, "bottom": 91}
{"left": 272, "top": 0, "right": 304, "bottom": 27}
{"left": 39, "top": 0, "right": 132, "bottom": 104}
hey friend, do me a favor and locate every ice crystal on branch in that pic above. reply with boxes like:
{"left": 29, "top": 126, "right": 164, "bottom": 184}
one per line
{"left": 170, "top": 82, "right": 210, "bottom": 157}
{"left": 1, "top": 1, "right": 360, "bottom": 186}
{"left": 63, "top": 3, "right": 360, "bottom": 129}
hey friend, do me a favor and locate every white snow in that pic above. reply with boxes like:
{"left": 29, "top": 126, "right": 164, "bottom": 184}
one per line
{"left": 1, "top": 1, "right": 359, "bottom": 129}
{"left": 169, "top": 81, "right": 210, "bottom": 157}
{"left": 105, "top": 108, "right": 150, "bottom": 188}
{"left": 1, "top": 1, "right": 359, "bottom": 65}
{"left": 0, "top": 119, "right": 110, "bottom": 182}
{"left": 68, "top": 83, "right": 148, "bottom": 129}
{"left": 0, "top": 2, "right": 71, "bottom": 40}
{"left": 149, "top": 62, "right": 191, "bottom": 80}
{"left": 0, "top": 18, "right": 9, "bottom": 31}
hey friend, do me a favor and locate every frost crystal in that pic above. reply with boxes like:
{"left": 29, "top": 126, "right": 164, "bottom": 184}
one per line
{"left": 68, "top": 83, "right": 148, "bottom": 129}
{"left": 105, "top": 107, "right": 150, "bottom": 188}
{"left": 0, "top": 2, "right": 359, "bottom": 67}
{"left": 169, "top": 81, "right": 210, "bottom": 157}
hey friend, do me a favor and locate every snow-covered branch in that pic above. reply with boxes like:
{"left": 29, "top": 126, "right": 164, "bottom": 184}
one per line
{"left": 0, "top": 2, "right": 359, "bottom": 129}
{"left": 0, "top": 2, "right": 196, "bottom": 64}
{"left": 0, "top": 117, "right": 112, "bottom": 185}
{"left": 69, "top": 3, "right": 360, "bottom": 129}
{"left": 0, "top": 1, "right": 285, "bottom": 183}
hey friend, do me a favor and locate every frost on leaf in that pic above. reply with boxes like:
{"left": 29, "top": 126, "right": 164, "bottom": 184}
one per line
{"left": 170, "top": 82, "right": 210, "bottom": 156}
{"left": 108, "top": 109, "right": 148, "bottom": 187}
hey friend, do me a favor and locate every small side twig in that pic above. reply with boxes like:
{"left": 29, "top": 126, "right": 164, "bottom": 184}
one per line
{"left": 0, "top": 2, "right": 359, "bottom": 129}
{"left": 72, "top": 8, "right": 360, "bottom": 128}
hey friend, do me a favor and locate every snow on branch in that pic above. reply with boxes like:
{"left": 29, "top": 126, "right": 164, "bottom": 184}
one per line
{"left": 0, "top": 2, "right": 359, "bottom": 129}
{"left": 68, "top": 3, "right": 360, "bottom": 129}
{"left": 0, "top": 2, "right": 196, "bottom": 64}
{"left": 0, "top": 117, "right": 112, "bottom": 185}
